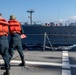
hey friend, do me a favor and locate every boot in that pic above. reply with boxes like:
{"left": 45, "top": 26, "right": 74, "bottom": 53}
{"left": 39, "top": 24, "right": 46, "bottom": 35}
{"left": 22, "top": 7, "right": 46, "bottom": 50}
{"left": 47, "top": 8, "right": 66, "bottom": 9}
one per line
{"left": 18, "top": 58, "right": 25, "bottom": 66}
{"left": 18, "top": 62, "right": 25, "bottom": 66}
{"left": 3, "top": 68, "right": 10, "bottom": 75}
{"left": 1, "top": 65, "right": 11, "bottom": 70}
{"left": 1, "top": 66, "right": 11, "bottom": 70}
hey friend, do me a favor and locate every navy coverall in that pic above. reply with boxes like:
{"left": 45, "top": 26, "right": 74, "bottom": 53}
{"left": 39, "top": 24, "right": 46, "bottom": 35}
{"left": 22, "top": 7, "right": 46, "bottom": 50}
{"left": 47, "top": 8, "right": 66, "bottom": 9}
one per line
{"left": 9, "top": 33, "right": 24, "bottom": 64}
{"left": 0, "top": 35, "right": 10, "bottom": 69}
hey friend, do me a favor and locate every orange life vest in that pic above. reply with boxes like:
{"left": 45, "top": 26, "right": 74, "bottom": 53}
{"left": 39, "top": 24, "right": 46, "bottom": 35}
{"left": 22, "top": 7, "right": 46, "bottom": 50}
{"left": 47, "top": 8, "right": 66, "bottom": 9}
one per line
{"left": 8, "top": 20, "right": 21, "bottom": 34}
{"left": 0, "top": 18, "right": 9, "bottom": 36}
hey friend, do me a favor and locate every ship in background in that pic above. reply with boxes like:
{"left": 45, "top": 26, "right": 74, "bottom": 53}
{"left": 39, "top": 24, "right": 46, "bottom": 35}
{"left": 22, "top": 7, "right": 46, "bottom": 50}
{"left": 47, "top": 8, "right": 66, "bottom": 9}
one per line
{"left": 21, "top": 9, "right": 76, "bottom": 47}
{"left": 22, "top": 23, "right": 76, "bottom": 47}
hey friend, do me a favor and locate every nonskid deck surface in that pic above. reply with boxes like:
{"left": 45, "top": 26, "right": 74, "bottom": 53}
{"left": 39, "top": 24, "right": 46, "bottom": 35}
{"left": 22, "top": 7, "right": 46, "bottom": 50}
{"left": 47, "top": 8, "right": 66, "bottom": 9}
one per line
{"left": 0, "top": 50, "right": 76, "bottom": 75}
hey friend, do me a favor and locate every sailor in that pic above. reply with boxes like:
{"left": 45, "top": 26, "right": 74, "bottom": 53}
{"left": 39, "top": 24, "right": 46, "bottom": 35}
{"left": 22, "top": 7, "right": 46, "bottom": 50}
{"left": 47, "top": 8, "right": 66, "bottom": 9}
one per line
{"left": 0, "top": 13, "right": 10, "bottom": 75}
{"left": 8, "top": 15, "right": 25, "bottom": 66}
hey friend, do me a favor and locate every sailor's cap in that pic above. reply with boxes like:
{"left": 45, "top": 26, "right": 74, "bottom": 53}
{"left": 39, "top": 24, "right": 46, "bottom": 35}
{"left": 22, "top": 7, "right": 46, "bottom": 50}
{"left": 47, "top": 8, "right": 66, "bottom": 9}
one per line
{"left": 9, "top": 15, "right": 16, "bottom": 20}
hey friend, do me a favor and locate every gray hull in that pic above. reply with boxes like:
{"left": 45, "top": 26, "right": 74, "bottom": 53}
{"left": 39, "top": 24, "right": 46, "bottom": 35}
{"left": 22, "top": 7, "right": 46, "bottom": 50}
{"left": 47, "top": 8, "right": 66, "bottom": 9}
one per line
{"left": 22, "top": 25, "right": 76, "bottom": 46}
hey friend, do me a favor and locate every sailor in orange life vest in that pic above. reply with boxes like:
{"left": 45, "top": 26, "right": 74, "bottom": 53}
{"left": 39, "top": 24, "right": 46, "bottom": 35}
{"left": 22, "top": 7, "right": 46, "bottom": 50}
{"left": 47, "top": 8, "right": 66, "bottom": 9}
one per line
{"left": 8, "top": 15, "right": 26, "bottom": 66}
{"left": 0, "top": 13, "right": 10, "bottom": 75}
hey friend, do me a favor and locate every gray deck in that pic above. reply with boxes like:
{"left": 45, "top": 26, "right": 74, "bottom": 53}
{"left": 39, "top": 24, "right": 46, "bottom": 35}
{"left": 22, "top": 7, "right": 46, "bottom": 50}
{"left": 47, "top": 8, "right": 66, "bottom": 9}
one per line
{"left": 0, "top": 50, "right": 76, "bottom": 75}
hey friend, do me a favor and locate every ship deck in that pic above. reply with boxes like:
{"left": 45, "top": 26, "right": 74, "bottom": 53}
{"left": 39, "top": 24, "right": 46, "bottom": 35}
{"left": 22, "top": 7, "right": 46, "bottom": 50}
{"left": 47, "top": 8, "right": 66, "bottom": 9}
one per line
{"left": 0, "top": 49, "right": 76, "bottom": 75}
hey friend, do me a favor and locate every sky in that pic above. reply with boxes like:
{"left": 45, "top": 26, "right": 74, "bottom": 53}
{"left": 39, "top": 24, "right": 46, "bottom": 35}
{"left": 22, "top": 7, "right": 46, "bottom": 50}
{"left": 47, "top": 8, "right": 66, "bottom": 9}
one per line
{"left": 0, "top": 0, "right": 76, "bottom": 24}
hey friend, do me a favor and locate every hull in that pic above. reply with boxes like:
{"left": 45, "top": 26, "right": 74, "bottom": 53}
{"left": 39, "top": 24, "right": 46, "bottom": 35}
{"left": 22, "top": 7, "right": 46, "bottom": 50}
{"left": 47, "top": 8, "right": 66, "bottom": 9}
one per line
{"left": 22, "top": 25, "right": 76, "bottom": 46}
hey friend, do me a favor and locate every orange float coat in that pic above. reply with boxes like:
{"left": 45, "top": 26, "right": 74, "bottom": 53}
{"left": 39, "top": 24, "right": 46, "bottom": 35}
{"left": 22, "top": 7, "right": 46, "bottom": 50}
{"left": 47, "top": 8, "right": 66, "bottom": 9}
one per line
{"left": 0, "top": 18, "right": 9, "bottom": 36}
{"left": 8, "top": 20, "right": 21, "bottom": 34}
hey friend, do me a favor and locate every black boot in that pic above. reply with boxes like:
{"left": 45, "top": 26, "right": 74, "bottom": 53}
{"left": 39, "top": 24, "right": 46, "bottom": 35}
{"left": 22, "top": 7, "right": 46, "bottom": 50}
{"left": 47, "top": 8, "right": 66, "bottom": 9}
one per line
{"left": 18, "top": 58, "right": 25, "bottom": 66}
{"left": 3, "top": 68, "right": 10, "bottom": 75}
{"left": 18, "top": 62, "right": 25, "bottom": 66}
{"left": 1, "top": 66, "right": 11, "bottom": 70}
{"left": 1, "top": 65, "right": 11, "bottom": 70}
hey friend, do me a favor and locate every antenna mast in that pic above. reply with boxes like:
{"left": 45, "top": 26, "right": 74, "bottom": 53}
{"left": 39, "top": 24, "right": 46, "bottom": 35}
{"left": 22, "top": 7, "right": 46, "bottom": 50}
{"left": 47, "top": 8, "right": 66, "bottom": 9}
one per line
{"left": 27, "top": 9, "right": 35, "bottom": 25}
{"left": 58, "top": 9, "right": 60, "bottom": 26}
